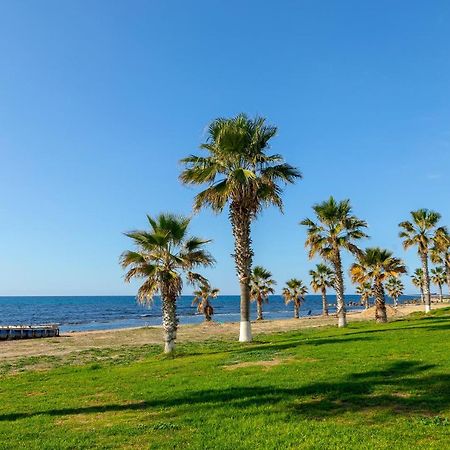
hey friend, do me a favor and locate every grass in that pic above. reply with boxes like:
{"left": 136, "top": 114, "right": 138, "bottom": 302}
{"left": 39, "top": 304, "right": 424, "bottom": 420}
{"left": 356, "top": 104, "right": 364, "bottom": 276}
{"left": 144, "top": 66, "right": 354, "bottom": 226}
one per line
{"left": 0, "top": 309, "right": 449, "bottom": 449}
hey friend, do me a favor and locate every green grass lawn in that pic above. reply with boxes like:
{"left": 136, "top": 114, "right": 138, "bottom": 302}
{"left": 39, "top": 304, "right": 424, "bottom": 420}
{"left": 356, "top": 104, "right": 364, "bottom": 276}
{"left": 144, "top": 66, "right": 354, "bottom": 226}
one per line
{"left": 1, "top": 309, "right": 449, "bottom": 449}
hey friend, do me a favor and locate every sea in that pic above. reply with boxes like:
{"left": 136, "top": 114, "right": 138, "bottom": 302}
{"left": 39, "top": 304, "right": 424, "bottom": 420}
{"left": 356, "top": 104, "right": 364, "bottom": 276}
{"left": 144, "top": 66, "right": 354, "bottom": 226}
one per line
{"left": 0, "top": 295, "right": 416, "bottom": 332}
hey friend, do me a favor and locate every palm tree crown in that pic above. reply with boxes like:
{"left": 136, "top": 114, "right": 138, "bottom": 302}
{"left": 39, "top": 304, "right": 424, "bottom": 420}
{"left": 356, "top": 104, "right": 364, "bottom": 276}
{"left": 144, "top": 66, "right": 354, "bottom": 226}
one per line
{"left": 399, "top": 209, "right": 442, "bottom": 255}
{"left": 250, "top": 266, "right": 276, "bottom": 303}
{"left": 179, "top": 114, "right": 301, "bottom": 214}
{"left": 121, "top": 214, "right": 214, "bottom": 302}
{"left": 282, "top": 278, "right": 308, "bottom": 301}
{"left": 431, "top": 266, "right": 446, "bottom": 286}
{"left": 351, "top": 248, "right": 407, "bottom": 285}
{"left": 301, "top": 197, "right": 368, "bottom": 260}
{"left": 301, "top": 196, "right": 368, "bottom": 326}
{"left": 120, "top": 213, "right": 214, "bottom": 352}
{"left": 309, "top": 263, "right": 335, "bottom": 292}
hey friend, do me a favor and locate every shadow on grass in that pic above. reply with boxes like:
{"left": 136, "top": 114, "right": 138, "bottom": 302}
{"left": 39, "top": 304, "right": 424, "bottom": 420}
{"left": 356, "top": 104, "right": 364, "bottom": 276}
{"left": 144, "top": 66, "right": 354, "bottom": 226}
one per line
{"left": 179, "top": 335, "right": 375, "bottom": 358}
{"left": 240, "top": 335, "right": 375, "bottom": 353}
{"left": 2, "top": 360, "right": 448, "bottom": 422}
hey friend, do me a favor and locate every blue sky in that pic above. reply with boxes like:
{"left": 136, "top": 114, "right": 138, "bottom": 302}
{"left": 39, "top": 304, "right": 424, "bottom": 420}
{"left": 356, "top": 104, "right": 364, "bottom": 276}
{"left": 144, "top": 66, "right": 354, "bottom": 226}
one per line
{"left": 1, "top": 1, "right": 449, "bottom": 296}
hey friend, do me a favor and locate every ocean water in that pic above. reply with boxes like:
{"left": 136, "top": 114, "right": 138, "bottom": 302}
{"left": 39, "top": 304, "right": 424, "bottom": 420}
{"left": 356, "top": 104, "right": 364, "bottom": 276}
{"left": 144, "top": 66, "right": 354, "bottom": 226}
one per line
{"left": 0, "top": 295, "right": 413, "bottom": 332}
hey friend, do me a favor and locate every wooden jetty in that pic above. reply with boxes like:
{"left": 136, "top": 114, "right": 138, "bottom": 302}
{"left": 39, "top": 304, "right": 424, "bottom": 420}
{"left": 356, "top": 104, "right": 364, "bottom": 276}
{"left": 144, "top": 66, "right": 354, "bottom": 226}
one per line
{"left": 0, "top": 325, "right": 60, "bottom": 340}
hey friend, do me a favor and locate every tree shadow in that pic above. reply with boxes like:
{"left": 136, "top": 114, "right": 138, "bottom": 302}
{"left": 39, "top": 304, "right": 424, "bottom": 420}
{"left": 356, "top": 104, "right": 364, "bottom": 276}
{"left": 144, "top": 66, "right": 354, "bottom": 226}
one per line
{"left": 234, "top": 335, "right": 375, "bottom": 354}
{"left": 418, "top": 322, "right": 450, "bottom": 332}
{"left": 2, "top": 360, "right": 447, "bottom": 422}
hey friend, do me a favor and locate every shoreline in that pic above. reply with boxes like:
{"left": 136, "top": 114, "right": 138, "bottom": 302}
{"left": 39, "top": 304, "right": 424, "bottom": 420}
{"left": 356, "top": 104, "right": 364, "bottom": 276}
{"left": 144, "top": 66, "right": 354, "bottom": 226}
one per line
{"left": 1, "top": 302, "right": 448, "bottom": 362}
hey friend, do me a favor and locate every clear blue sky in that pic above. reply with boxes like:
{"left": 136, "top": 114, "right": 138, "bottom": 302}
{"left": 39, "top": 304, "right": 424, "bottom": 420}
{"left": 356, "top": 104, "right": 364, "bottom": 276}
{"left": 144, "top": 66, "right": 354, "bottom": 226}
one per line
{"left": 1, "top": 1, "right": 449, "bottom": 296}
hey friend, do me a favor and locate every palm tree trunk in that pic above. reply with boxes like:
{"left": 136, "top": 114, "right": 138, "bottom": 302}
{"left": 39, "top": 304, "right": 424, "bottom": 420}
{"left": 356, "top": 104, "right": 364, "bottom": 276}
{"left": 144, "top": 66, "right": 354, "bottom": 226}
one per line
{"left": 230, "top": 203, "right": 253, "bottom": 342}
{"left": 161, "top": 295, "right": 177, "bottom": 353}
{"left": 321, "top": 287, "right": 328, "bottom": 316}
{"left": 438, "top": 284, "right": 443, "bottom": 302}
{"left": 294, "top": 300, "right": 300, "bottom": 319}
{"left": 374, "top": 280, "right": 387, "bottom": 323}
{"left": 204, "top": 301, "right": 213, "bottom": 322}
{"left": 333, "top": 249, "right": 347, "bottom": 327}
{"left": 365, "top": 296, "right": 369, "bottom": 309}
{"left": 256, "top": 297, "right": 263, "bottom": 320}
{"left": 421, "top": 253, "right": 431, "bottom": 313}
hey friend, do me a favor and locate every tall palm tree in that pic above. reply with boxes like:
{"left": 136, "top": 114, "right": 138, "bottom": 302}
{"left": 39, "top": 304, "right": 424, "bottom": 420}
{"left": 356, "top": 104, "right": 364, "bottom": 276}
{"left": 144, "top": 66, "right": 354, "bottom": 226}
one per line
{"left": 309, "top": 263, "right": 334, "bottom": 316}
{"left": 250, "top": 266, "right": 276, "bottom": 320}
{"left": 300, "top": 197, "right": 368, "bottom": 327}
{"left": 120, "top": 214, "right": 214, "bottom": 353}
{"left": 399, "top": 209, "right": 443, "bottom": 312}
{"left": 282, "top": 278, "right": 308, "bottom": 319}
{"left": 385, "top": 277, "right": 404, "bottom": 307}
{"left": 192, "top": 284, "right": 220, "bottom": 322}
{"left": 180, "top": 114, "right": 301, "bottom": 342}
{"left": 351, "top": 247, "right": 407, "bottom": 323}
{"left": 431, "top": 227, "right": 450, "bottom": 296}
{"left": 411, "top": 268, "right": 425, "bottom": 304}
{"left": 356, "top": 282, "right": 372, "bottom": 309}
{"left": 430, "top": 266, "right": 446, "bottom": 302}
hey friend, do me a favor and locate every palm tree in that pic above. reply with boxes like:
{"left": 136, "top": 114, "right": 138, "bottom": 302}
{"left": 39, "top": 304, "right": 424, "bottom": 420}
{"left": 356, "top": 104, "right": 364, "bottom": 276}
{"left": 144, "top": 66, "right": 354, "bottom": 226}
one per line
{"left": 180, "top": 114, "right": 301, "bottom": 342}
{"left": 282, "top": 279, "right": 308, "bottom": 319}
{"left": 431, "top": 227, "right": 450, "bottom": 296}
{"left": 351, "top": 247, "right": 407, "bottom": 323}
{"left": 399, "top": 209, "right": 444, "bottom": 313}
{"left": 300, "top": 197, "right": 368, "bottom": 327}
{"left": 192, "top": 284, "right": 220, "bottom": 322}
{"left": 385, "top": 277, "right": 405, "bottom": 307}
{"left": 309, "top": 263, "right": 334, "bottom": 316}
{"left": 120, "top": 213, "right": 214, "bottom": 353}
{"left": 431, "top": 266, "right": 446, "bottom": 302}
{"left": 356, "top": 282, "right": 372, "bottom": 309}
{"left": 411, "top": 268, "right": 425, "bottom": 304}
{"left": 250, "top": 266, "right": 276, "bottom": 320}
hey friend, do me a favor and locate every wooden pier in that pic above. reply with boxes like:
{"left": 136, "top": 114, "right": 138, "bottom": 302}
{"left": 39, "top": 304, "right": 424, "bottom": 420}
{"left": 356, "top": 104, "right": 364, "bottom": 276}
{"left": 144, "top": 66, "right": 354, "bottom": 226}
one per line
{"left": 0, "top": 325, "right": 60, "bottom": 340}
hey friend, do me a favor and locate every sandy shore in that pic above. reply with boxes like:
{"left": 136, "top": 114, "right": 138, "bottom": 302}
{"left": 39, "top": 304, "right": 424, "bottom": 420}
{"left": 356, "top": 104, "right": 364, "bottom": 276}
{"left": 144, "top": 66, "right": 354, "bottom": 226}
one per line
{"left": 1, "top": 302, "right": 448, "bottom": 362}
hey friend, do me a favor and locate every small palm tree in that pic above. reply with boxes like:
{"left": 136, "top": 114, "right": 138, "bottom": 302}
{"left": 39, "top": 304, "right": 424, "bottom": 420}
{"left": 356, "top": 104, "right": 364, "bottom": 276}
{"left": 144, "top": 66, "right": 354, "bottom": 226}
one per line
{"left": 192, "top": 284, "right": 220, "bottom": 322}
{"left": 411, "top": 268, "right": 425, "bottom": 303}
{"left": 120, "top": 214, "right": 214, "bottom": 353}
{"left": 309, "top": 263, "right": 334, "bottom": 316}
{"left": 282, "top": 279, "right": 308, "bottom": 319}
{"left": 351, "top": 248, "right": 407, "bottom": 323}
{"left": 399, "top": 209, "right": 444, "bottom": 312}
{"left": 356, "top": 282, "right": 372, "bottom": 309}
{"left": 180, "top": 114, "right": 301, "bottom": 342}
{"left": 385, "top": 277, "right": 405, "bottom": 307}
{"left": 301, "top": 197, "right": 368, "bottom": 327}
{"left": 431, "top": 266, "right": 446, "bottom": 302}
{"left": 250, "top": 266, "right": 276, "bottom": 320}
{"left": 431, "top": 228, "right": 450, "bottom": 296}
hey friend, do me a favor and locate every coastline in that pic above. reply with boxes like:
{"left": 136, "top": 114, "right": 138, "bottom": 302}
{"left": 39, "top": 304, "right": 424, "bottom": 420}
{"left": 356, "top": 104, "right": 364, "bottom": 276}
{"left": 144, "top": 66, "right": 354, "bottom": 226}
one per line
{"left": 1, "top": 302, "right": 448, "bottom": 362}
